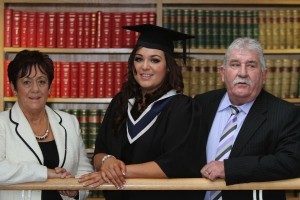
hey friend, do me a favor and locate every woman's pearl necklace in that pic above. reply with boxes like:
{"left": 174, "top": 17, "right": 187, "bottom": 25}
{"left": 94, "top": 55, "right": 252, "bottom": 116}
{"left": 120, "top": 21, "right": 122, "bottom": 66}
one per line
{"left": 35, "top": 118, "right": 50, "bottom": 140}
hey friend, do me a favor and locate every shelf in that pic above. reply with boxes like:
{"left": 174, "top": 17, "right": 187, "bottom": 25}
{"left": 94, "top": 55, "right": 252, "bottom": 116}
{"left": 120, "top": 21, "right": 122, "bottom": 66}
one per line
{"left": 5, "top": 47, "right": 300, "bottom": 55}
{"left": 4, "top": 0, "right": 158, "bottom": 4}
{"left": 4, "top": 47, "right": 133, "bottom": 54}
{"left": 176, "top": 48, "right": 300, "bottom": 55}
{"left": 4, "top": 97, "right": 112, "bottom": 103}
{"left": 162, "top": 0, "right": 300, "bottom": 5}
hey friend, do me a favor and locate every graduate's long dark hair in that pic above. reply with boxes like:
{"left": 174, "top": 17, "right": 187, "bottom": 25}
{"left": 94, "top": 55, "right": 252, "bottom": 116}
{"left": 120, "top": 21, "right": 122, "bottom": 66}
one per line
{"left": 112, "top": 45, "right": 184, "bottom": 135}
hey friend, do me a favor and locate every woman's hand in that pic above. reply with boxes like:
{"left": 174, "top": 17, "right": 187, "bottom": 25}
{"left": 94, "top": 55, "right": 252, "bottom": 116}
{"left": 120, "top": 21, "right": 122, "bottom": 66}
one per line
{"left": 47, "top": 167, "right": 74, "bottom": 179}
{"left": 78, "top": 171, "right": 107, "bottom": 188}
{"left": 100, "top": 156, "right": 126, "bottom": 189}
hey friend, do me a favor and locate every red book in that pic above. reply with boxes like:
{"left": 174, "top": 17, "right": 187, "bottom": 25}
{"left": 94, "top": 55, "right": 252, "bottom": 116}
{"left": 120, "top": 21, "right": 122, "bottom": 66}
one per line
{"left": 53, "top": 62, "right": 61, "bottom": 98}
{"left": 20, "top": 11, "right": 28, "bottom": 47}
{"left": 141, "top": 12, "right": 149, "bottom": 24}
{"left": 122, "top": 12, "right": 134, "bottom": 48}
{"left": 96, "top": 62, "right": 105, "bottom": 98}
{"left": 122, "top": 61, "right": 128, "bottom": 83}
{"left": 90, "top": 12, "right": 97, "bottom": 48}
{"left": 60, "top": 62, "right": 70, "bottom": 97}
{"left": 46, "top": 12, "right": 57, "bottom": 48}
{"left": 57, "top": 12, "right": 66, "bottom": 48}
{"left": 49, "top": 61, "right": 58, "bottom": 98}
{"left": 66, "top": 12, "right": 78, "bottom": 48}
{"left": 78, "top": 62, "right": 87, "bottom": 98}
{"left": 77, "top": 12, "right": 84, "bottom": 48}
{"left": 114, "top": 62, "right": 123, "bottom": 95}
{"left": 111, "top": 13, "right": 123, "bottom": 48}
{"left": 148, "top": 12, "right": 156, "bottom": 25}
{"left": 4, "top": 60, "right": 12, "bottom": 97}
{"left": 12, "top": 10, "right": 21, "bottom": 47}
{"left": 95, "top": 11, "right": 102, "bottom": 48}
{"left": 104, "top": 62, "right": 114, "bottom": 98}
{"left": 4, "top": 8, "right": 13, "bottom": 47}
{"left": 86, "top": 62, "right": 97, "bottom": 98}
{"left": 70, "top": 62, "right": 79, "bottom": 98}
{"left": 36, "top": 12, "right": 46, "bottom": 48}
{"left": 134, "top": 12, "right": 142, "bottom": 43}
{"left": 83, "top": 12, "right": 91, "bottom": 48}
{"left": 27, "top": 12, "right": 37, "bottom": 47}
{"left": 101, "top": 12, "right": 112, "bottom": 48}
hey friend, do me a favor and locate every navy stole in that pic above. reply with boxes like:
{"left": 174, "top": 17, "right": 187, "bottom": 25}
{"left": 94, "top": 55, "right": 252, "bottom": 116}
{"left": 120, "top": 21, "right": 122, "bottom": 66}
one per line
{"left": 127, "top": 95, "right": 175, "bottom": 144}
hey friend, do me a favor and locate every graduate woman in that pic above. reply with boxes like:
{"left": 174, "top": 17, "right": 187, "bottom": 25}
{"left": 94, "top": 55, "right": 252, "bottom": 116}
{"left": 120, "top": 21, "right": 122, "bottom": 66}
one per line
{"left": 79, "top": 24, "right": 205, "bottom": 200}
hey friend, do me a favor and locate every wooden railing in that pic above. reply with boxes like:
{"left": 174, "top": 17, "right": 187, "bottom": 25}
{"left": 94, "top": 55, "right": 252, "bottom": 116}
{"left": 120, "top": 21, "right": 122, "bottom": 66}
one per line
{"left": 1, "top": 178, "right": 300, "bottom": 191}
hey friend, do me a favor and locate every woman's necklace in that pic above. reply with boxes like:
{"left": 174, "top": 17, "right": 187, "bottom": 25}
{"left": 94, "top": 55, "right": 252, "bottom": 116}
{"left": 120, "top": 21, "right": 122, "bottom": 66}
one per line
{"left": 35, "top": 116, "right": 50, "bottom": 140}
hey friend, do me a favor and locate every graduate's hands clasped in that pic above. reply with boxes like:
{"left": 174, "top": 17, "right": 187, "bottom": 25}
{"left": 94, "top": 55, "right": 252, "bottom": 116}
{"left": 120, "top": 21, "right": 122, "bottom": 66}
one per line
{"left": 200, "top": 161, "right": 225, "bottom": 181}
{"left": 79, "top": 156, "right": 127, "bottom": 189}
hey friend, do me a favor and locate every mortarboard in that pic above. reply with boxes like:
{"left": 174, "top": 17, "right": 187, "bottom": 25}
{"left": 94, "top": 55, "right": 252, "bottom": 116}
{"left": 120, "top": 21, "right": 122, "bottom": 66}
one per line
{"left": 122, "top": 24, "right": 194, "bottom": 65}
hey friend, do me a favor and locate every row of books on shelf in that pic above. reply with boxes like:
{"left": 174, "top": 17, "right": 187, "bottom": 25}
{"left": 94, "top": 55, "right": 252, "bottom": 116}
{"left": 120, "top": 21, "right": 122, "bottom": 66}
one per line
{"left": 4, "top": 60, "right": 128, "bottom": 98}
{"left": 4, "top": 8, "right": 156, "bottom": 48}
{"left": 181, "top": 58, "right": 300, "bottom": 99}
{"left": 163, "top": 9, "right": 300, "bottom": 49}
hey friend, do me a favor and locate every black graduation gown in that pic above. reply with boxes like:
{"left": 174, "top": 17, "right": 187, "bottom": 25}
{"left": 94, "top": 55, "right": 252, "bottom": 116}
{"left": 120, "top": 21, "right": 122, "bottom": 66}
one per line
{"left": 94, "top": 92, "right": 205, "bottom": 200}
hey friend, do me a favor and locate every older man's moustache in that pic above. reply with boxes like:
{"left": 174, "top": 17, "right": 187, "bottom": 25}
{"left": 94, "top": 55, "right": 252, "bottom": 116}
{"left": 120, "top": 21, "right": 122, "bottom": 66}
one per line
{"left": 233, "top": 79, "right": 252, "bottom": 85}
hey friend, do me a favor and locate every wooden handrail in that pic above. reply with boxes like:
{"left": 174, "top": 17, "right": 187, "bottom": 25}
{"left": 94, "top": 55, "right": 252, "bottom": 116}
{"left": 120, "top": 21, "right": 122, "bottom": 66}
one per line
{"left": 1, "top": 178, "right": 300, "bottom": 191}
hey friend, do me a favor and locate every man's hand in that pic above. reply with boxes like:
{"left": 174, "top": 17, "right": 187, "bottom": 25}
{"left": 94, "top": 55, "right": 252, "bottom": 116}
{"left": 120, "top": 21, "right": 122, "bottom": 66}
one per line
{"left": 200, "top": 161, "right": 225, "bottom": 181}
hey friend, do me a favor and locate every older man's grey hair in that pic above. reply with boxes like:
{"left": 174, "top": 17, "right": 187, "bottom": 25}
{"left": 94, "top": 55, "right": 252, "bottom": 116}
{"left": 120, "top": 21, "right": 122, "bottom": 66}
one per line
{"left": 223, "top": 37, "right": 266, "bottom": 72}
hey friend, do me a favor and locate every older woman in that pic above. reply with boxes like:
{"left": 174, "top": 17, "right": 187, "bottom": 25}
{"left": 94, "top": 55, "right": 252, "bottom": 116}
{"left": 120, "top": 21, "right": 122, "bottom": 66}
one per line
{"left": 0, "top": 50, "right": 93, "bottom": 200}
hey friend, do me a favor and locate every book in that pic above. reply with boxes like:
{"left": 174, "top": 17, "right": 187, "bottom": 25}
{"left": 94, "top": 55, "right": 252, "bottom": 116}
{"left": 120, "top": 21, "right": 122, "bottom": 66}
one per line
{"left": 292, "top": 10, "right": 300, "bottom": 49}
{"left": 148, "top": 12, "right": 156, "bottom": 25}
{"left": 66, "top": 12, "right": 78, "bottom": 48}
{"left": 60, "top": 62, "right": 71, "bottom": 98}
{"left": 95, "top": 11, "right": 102, "bottom": 48}
{"left": 111, "top": 13, "right": 123, "bottom": 48}
{"left": 70, "top": 62, "right": 79, "bottom": 98}
{"left": 90, "top": 12, "right": 97, "bottom": 48}
{"left": 27, "top": 12, "right": 37, "bottom": 47}
{"left": 83, "top": 12, "right": 91, "bottom": 48}
{"left": 77, "top": 12, "right": 84, "bottom": 48}
{"left": 258, "top": 10, "right": 266, "bottom": 48}
{"left": 207, "top": 59, "right": 217, "bottom": 91}
{"left": 36, "top": 12, "right": 46, "bottom": 48}
{"left": 265, "top": 10, "right": 273, "bottom": 49}
{"left": 86, "top": 62, "right": 97, "bottom": 98}
{"left": 20, "top": 11, "right": 28, "bottom": 47}
{"left": 104, "top": 62, "right": 114, "bottom": 97}
{"left": 272, "top": 10, "right": 280, "bottom": 49}
{"left": 273, "top": 59, "right": 283, "bottom": 97}
{"left": 46, "top": 12, "right": 57, "bottom": 48}
{"left": 4, "top": 8, "right": 12, "bottom": 47}
{"left": 114, "top": 62, "right": 124, "bottom": 95}
{"left": 289, "top": 59, "right": 299, "bottom": 98}
{"left": 199, "top": 59, "right": 208, "bottom": 94}
{"left": 12, "top": 10, "right": 21, "bottom": 47}
{"left": 189, "top": 58, "right": 200, "bottom": 97}
{"left": 96, "top": 62, "right": 105, "bottom": 98}
{"left": 196, "top": 10, "right": 205, "bottom": 49}
{"left": 54, "top": 62, "right": 61, "bottom": 98}
{"left": 101, "top": 12, "right": 112, "bottom": 48}
{"left": 122, "top": 12, "right": 134, "bottom": 48}
{"left": 278, "top": 10, "right": 286, "bottom": 49}
{"left": 57, "top": 12, "right": 66, "bottom": 48}
{"left": 264, "top": 59, "right": 274, "bottom": 94}
{"left": 280, "top": 59, "right": 291, "bottom": 98}
{"left": 3, "top": 60, "right": 12, "bottom": 97}
{"left": 78, "top": 62, "right": 87, "bottom": 98}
